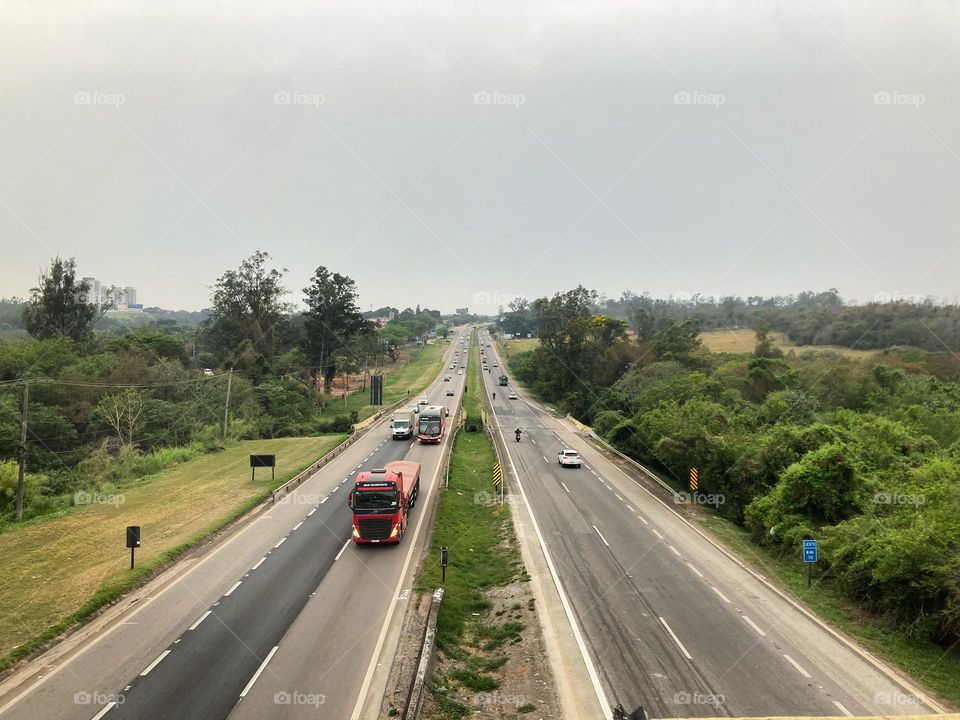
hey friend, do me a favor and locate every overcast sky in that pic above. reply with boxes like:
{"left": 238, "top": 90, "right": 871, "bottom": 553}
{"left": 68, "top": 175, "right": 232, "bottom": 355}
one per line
{"left": 1, "top": 0, "right": 958, "bottom": 313}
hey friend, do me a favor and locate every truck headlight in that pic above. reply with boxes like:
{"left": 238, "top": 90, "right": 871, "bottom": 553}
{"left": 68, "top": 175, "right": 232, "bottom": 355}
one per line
{"left": 390, "top": 523, "right": 400, "bottom": 538}
{"left": 352, "top": 526, "right": 360, "bottom": 538}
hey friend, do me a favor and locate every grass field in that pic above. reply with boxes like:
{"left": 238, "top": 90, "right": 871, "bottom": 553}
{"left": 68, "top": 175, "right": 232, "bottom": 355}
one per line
{"left": 700, "top": 328, "right": 879, "bottom": 359}
{"left": 331, "top": 342, "right": 448, "bottom": 420}
{"left": 502, "top": 337, "right": 539, "bottom": 354}
{"left": 0, "top": 435, "right": 344, "bottom": 669}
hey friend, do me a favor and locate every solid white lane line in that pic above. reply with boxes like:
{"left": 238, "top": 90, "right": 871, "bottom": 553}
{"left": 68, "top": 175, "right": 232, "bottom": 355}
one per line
{"left": 307, "top": 508, "right": 317, "bottom": 516}
{"left": 239, "top": 646, "right": 279, "bottom": 698}
{"left": 659, "top": 617, "right": 693, "bottom": 660}
{"left": 710, "top": 585, "right": 731, "bottom": 604}
{"left": 91, "top": 702, "right": 117, "bottom": 719}
{"left": 783, "top": 654, "right": 812, "bottom": 678}
{"left": 637, "top": 515, "right": 649, "bottom": 525}
{"left": 252, "top": 556, "right": 267, "bottom": 570}
{"left": 335, "top": 539, "right": 351, "bottom": 561}
{"left": 292, "top": 521, "right": 303, "bottom": 531}
{"left": 593, "top": 525, "right": 610, "bottom": 547}
{"left": 561, "top": 482, "right": 570, "bottom": 493}
{"left": 651, "top": 529, "right": 664, "bottom": 539}
{"left": 224, "top": 581, "right": 242, "bottom": 597}
{"left": 188, "top": 610, "right": 212, "bottom": 631}
{"left": 273, "top": 537, "right": 286, "bottom": 549}
{"left": 140, "top": 650, "right": 171, "bottom": 676}
{"left": 686, "top": 562, "right": 704, "bottom": 578}
{"left": 742, "top": 615, "right": 766, "bottom": 637}
{"left": 668, "top": 546, "right": 682, "bottom": 558}
{"left": 833, "top": 701, "right": 853, "bottom": 716}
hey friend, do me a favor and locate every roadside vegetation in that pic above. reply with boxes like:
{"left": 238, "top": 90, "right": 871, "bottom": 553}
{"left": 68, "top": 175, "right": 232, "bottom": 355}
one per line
{"left": 415, "top": 330, "right": 535, "bottom": 719}
{"left": 0, "top": 435, "right": 343, "bottom": 671}
{"left": 498, "top": 286, "right": 960, "bottom": 705}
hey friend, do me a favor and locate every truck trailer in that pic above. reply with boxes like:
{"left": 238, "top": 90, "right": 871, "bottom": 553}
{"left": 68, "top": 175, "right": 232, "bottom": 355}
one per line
{"left": 349, "top": 460, "right": 421, "bottom": 543}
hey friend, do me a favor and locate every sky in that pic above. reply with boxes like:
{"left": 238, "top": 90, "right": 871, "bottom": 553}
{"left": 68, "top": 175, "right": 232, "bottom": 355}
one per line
{"left": 1, "top": 0, "right": 959, "bottom": 314}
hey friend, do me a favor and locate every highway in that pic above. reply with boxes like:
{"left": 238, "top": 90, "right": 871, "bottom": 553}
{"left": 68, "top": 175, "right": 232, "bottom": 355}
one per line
{"left": 0, "top": 332, "right": 469, "bottom": 720}
{"left": 479, "top": 329, "right": 941, "bottom": 719}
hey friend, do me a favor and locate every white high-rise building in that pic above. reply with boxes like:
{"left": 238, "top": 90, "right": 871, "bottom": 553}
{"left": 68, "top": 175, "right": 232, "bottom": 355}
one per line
{"left": 123, "top": 287, "right": 137, "bottom": 305}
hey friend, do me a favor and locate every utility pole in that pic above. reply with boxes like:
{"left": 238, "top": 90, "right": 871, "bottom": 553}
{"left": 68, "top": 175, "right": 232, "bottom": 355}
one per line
{"left": 15, "top": 382, "right": 29, "bottom": 521}
{"left": 223, "top": 368, "right": 233, "bottom": 439}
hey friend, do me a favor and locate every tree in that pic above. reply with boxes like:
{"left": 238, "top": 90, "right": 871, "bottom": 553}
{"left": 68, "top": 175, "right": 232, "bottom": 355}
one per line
{"left": 436, "top": 323, "right": 450, "bottom": 339}
{"left": 651, "top": 319, "right": 702, "bottom": 363}
{"left": 302, "top": 266, "right": 368, "bottom": 392}
{"left": 22, "top": 257, "right": 112, "bottom": 342}
{"left": 753, "top": 321, "right": 783, "bottom": 359}
{"left": 95, "top": 389, "right": 148, "bottom": 446}
{"left": 205, "top": 251, "right": 290, "bottom": 366}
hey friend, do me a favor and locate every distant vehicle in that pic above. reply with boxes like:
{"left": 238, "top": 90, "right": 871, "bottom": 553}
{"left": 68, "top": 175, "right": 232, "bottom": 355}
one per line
{"left": 408, "top": 405, "right": 420, "bottom": 414}
{"left": 417, "top": 405, "right": 446, "bottom": 443}
{"left": 348, "top": 461, "right": 421, "bottom": 543}
{"left": 558, "top": 450, "right": 582, "bottom": 468}
{"left": 493, "top": 363, "right": 498, "bottom": 367}
{"left": 458, "top": 369, "right": 464, "bottom": 375}
{"left": 498, "top": 374, "right": 508, "bottom": 386}
{"left": 203, "top": 368, "right": 214, "bottom": 376}
{"left": 444, "top": 375, "right": 451, "bottom": 381}
{"left": 419, "top": 397, "right": 429, "bottom": 405}
{"left": 446, "top": 387, "right": 455, "bottom": 396}
{"left": 390, "top": 410, "right": 415, "bottom": 440}
{"left": 508, "top": 391, "right": 518, "bottom": 400}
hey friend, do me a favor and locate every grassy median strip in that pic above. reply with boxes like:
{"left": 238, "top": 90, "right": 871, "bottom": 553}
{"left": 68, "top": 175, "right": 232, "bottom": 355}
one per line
{"left": 415, "top": 329, "right": 529, "bottom": 719}
{"left": 0, "top": 434, "right": 344, "bottom": 672}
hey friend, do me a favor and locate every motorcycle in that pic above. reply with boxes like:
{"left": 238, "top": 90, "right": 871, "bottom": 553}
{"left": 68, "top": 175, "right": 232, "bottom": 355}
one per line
{"left": 515, "top": 429, "right": 522, "bottom": 442}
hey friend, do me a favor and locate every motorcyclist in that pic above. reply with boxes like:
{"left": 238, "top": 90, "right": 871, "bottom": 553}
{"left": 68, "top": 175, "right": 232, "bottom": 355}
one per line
{"left": 515, "top": 427, "right": 522, "bottom": 442}
{"left": 492, "top": 392, "right": 496, "bottom": 400}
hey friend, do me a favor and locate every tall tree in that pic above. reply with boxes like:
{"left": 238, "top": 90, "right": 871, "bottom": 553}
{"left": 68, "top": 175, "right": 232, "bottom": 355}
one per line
{"left": 303, "top": 266, "right": 368, "bottom": 392}
{"left": 22, "top": 257, "right": 112, "bottom": 342}
{"left": 205, "top": 251, "right": 290, "bottom": 366}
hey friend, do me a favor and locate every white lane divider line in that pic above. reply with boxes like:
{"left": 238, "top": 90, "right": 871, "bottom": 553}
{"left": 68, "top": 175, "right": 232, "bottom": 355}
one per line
{"left": 531, "top": 438, "right": 536, "bottom": 445}
{"left": 140, "top": 649, "right": 171, "bottom": 676}
{"left": 651, "top": 528, "right": 664, "bottom": 539}
{"left": 592, "top": 525, "right": 610, "bottom": 547}
{"left": 614, "top": 493, "right": 624, "bottom": 502}
{"left": 742, "top": 615, "right": 766, "bottom": 637}
{"left": 335, "top": 539, "right": 351, "bottom": 560}
{"left": 251, "top": 556, "right": 267, "bottom": 570}
{"left": 668, "top": 546, "right": 682, "bottom": 558}
{"left": 273, "top": 537, "right": 287, "bottom": 549}
{"left": 224, "top": 581, "right": 242, "bottom": 597}
{"left": 637, "top": 515, "right": 649, "bottom": 525}
{"left": 308, "top": 508, "right": 317, "bottom": 516}
{"left": 542, "top": 455, "right": 548, "bottom": 462}
{"left": 626, "top": 505, "right": 635, "bottom": 512}
{"left": 292, "top": 521, "right": 304, "bottom": 531}
{"left": 320, "top": 497, "right": 329, "bottom": 504}
{"left": 188, "top": 610, "right": 212, "bottom": 631}
{"left": 92, "top": 702, "right": 117, "bottom": 719}
{"left": 783, "top": 654, "right": 812, "bottom": 678}
{"left": 710, "top": 585, "right": 731, "bottom": 604}
{"left": 561, "top": 481, "right": 570, "bottom": 493}
{"left": 659, "top": 617, "right": 693, "bottom": 660}
{"left": 590, "top": 469, "right": 597, "bottom": 476}
{"left": 686, "top": 562, "right": 704, "bottom": 578}
{"left": 833, "top": 701, "right": 853, "bottom": 716}
{"left": 239, "top": 646, "right": 279, "bottom": 698}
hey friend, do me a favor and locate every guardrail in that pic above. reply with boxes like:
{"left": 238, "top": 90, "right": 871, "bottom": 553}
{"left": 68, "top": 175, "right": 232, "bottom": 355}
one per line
{"left": 404, "top": 587, "right": 445, "bottom": 720}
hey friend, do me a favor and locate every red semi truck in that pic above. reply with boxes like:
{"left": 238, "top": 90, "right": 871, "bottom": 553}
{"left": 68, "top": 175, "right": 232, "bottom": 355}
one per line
{"left": 348, "top": 460, "right": 421, "bottom": 543}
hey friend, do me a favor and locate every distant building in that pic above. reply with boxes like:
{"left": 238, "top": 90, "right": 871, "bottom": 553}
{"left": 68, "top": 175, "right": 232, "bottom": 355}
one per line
{"left": 123, "top": 287, "right": 137, "bottom": 305}
{"left": 455, "top": 307, "right": 468, "bottom": 315}
{"left": 79, "top": 276, "right": 138, "bottom": 310}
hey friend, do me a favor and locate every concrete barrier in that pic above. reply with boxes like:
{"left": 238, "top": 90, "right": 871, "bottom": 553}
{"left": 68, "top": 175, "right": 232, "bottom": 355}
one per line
{"left": 405, "top": 587, "right": 445, "bottom": 720}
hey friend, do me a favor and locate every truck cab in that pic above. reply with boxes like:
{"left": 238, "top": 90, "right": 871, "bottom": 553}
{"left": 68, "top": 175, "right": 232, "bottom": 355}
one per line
{"left": 349, "top": 461, "right": 421, "bottom": 543}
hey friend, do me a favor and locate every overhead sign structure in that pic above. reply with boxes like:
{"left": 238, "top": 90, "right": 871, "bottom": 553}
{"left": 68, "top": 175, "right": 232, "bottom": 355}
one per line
{"left": 250, "top": 454, "right": 276, "bottom": 481}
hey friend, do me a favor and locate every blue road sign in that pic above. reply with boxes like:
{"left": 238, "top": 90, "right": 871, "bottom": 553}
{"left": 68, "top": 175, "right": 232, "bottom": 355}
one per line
{"left": 803, "top": 539, "right": 818, "bottom": 563}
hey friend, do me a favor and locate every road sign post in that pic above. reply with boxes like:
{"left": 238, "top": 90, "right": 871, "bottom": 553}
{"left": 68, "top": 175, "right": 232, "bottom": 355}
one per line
{"left": 493, "top": 462, "right": 503, "bottom": 504}
{"left": 250, "top": 454, "right": 276, "bottom": 481}
{"left": 689, "top": 467, "right": 699, "bottom": 491}
{"left": 440, "top": 546, "right": 449, "bottom": 583}
{"left": 802, "top": 538, "right": 818, "bottom": 588}
{"left": 126, "top": 525, "right": 141, "bottom": 569}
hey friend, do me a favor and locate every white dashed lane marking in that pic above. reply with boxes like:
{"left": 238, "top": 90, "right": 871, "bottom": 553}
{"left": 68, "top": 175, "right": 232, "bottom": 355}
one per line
{"left": 592, "top": 525, "right": 610, "bottom": 547}
{"left": 783, "top": 654, "right": 812, "bottom": 678}
{"left": 742, "top": 615, "right": 766, "bottom": 636}
{"left": 188, "top": 611, "right": 212, "bottom": 631}
{"left": 710, "top": 586, "right": 731, "bottom": 604}
{"left": 140, "top": 650, "right": 171, "bottom": 676}
{"left": 224, "top": 581, "right": 242, "bottom": 597}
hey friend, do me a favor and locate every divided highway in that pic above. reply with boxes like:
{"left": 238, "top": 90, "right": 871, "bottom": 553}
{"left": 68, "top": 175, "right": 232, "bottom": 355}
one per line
{"left": 0, "top": 334, "right": 469, "bottom": 720}
{"left": 480, "top": 330, "right": 941, "bottom": 718}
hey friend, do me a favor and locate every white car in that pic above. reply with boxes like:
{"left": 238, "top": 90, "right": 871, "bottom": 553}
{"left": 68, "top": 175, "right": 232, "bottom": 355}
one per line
{"left": 419, "top": 397, "right": 429, "bottom": 405}
{"left": 508, "top": 391, "right": 518, "bottom": 400}
{"left": 457, "top": 369, "right": 464, "bottom": 375}
{"left": 444, "top": 375, "right": 451, "bottom": 381}
{"left": 558, "top": 449, "right": 582, "bottom": 468}
{"left": 446, "top": 388, "right": 455, "bottom": 396}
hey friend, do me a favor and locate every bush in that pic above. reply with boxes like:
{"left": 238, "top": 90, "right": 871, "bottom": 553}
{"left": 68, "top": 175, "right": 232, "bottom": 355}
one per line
{"left": 592, "top": 410, "right": 626, "bottom": 437}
